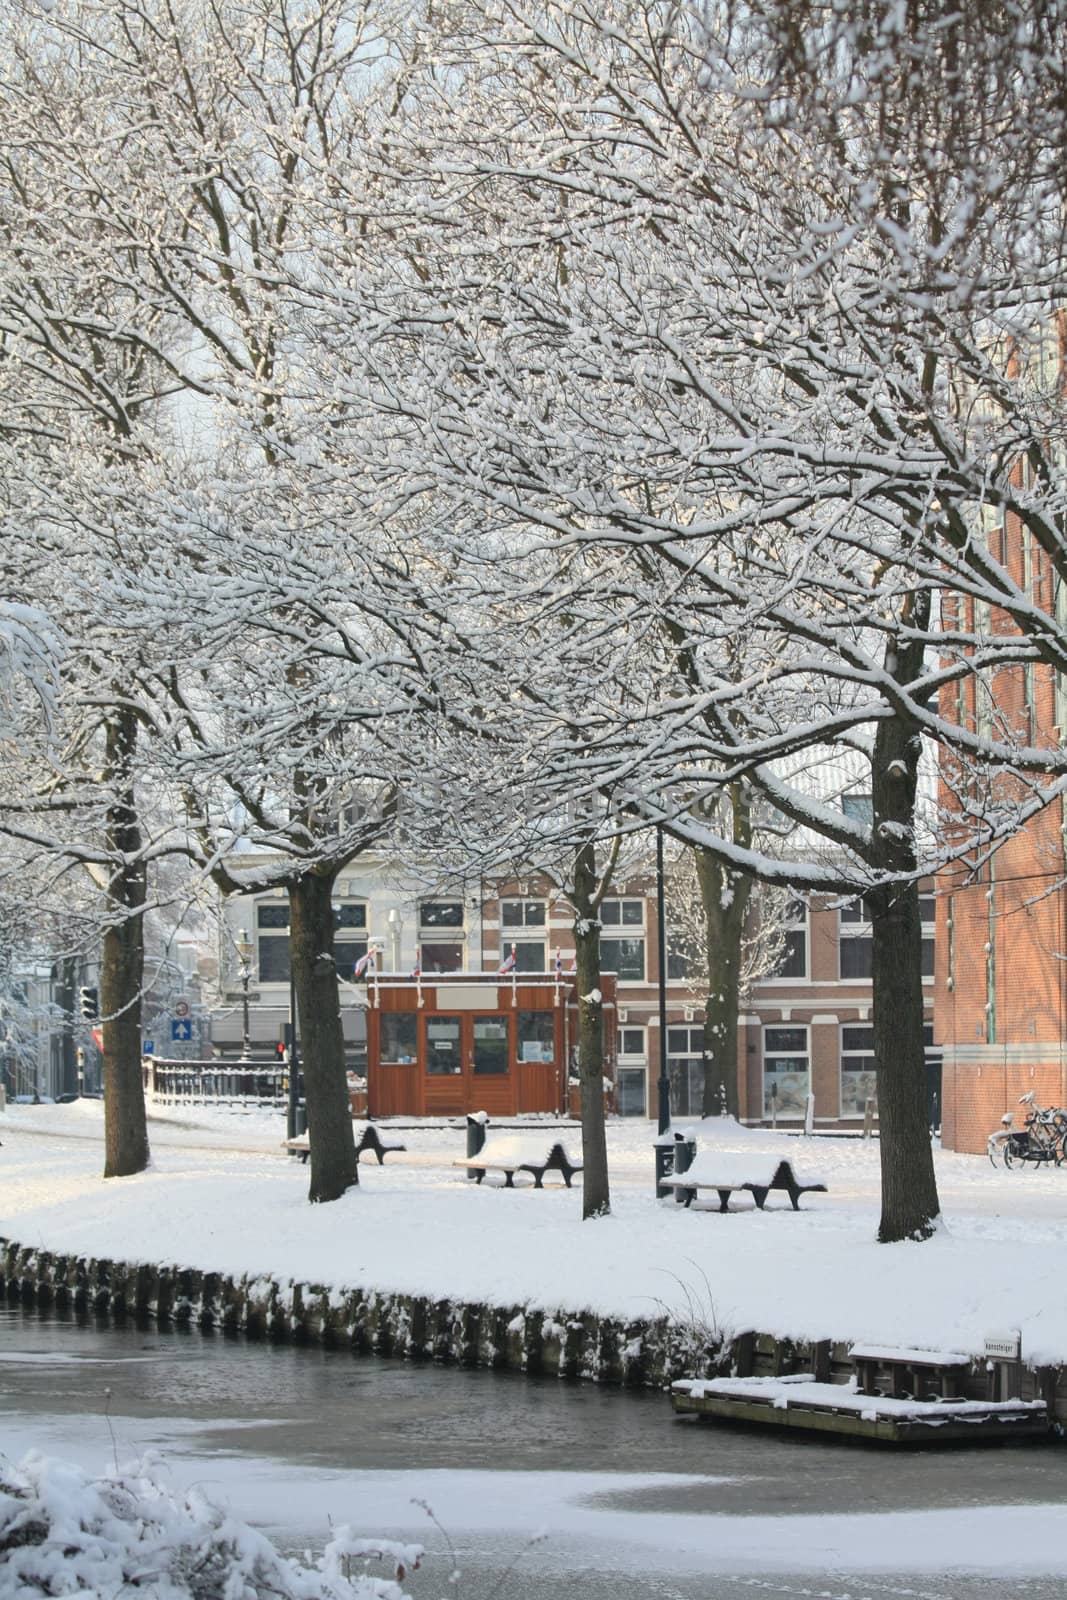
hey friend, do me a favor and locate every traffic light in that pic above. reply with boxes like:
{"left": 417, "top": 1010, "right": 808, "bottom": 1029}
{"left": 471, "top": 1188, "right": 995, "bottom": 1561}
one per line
{"left": 275, "top": 1040, "right": 287, "bottom": 1062}
{"left": 78, "top": 986, "right": 98, "bottom": 1021}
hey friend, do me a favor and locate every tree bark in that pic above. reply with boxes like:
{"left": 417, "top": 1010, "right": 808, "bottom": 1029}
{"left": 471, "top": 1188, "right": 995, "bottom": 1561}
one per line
{"left": 870, "top": 622, "right": 941, "bottom": 1241}
{"left": 289, "top": 867, "right": 358, "bottom": 1203}
{"left": 102, "top": 707, "right": 150, "bottom": 1179}
{"left": 572, "top": 840, "right": 610, "bottom": 1218}
{"left": 695, "top": 804, "right": 753, "bottom": 1119}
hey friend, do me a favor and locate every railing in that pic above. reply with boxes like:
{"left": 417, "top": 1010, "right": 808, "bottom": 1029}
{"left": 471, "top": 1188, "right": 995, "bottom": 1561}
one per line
{"left": 144, "top": 1056, "right": 286, "bottom": 1107}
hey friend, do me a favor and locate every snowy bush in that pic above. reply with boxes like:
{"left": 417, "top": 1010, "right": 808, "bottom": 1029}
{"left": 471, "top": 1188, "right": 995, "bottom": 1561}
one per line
{"left": 0, "top": 1452, "right": 422, "bottom": 1598}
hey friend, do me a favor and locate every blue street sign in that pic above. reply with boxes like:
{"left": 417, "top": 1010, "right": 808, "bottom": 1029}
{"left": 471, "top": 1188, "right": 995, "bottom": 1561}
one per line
{"left": 171, "top": 1019, "right": 193, "bottom": 1042}
{"left": 143, "top": 1040, "right": 155, "bottom": 1056}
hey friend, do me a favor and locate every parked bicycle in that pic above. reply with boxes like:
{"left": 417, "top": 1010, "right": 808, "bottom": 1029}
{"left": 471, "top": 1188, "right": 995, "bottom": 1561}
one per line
{"left": 987, "top": 1091, "right": 1067, "bottom": 1169}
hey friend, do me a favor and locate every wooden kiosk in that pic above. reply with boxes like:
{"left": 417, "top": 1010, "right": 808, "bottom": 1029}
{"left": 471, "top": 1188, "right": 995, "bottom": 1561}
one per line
{"left": 365, "top": 971, "right": 616, "bottom": 1119}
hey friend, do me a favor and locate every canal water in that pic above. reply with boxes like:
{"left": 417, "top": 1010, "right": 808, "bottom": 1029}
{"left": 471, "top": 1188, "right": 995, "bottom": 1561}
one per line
{"left": 2, "top": 1304, "right": 1066, "bottom": 1599}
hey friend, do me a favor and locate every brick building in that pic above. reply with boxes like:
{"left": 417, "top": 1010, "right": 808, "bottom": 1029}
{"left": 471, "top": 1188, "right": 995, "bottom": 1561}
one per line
{"left": 936, "top": 484, "right": 1067, "bottom": 1153}
{"left": 210, "top": 859, "right": 936, "bottom": 1127}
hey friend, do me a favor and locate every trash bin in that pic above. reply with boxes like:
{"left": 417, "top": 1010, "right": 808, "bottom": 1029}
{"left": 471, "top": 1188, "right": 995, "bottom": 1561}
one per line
{"left": 295, "top": 1103, "right": 307, "bottom": 1137}
{"left": 671, "top": 1128, "right": 697, "bottom": 1203}
{"left": 654, "top": 1127, "right": 696, "bottom": 1199}
{"left": 466, "top": 1110, "right": 490, "bottom": 1179}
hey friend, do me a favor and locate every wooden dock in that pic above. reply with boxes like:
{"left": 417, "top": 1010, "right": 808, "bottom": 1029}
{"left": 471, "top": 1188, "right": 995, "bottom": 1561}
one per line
{"left": 671, "top": 1375, "right": 1050, "bottom": 1445}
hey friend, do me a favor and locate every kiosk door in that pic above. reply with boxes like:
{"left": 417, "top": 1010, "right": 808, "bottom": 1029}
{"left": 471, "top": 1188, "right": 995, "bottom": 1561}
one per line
{"left": 423, "top": 1012, "right": 513, "bottom": 1115}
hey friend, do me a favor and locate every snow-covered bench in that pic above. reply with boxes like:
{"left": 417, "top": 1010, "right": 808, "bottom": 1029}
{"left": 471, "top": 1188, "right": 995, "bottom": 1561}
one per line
{"left": 661, "top": 1152, "right": 827, "bottom": 1212}
{"left": 453, "top": 1135, "right": 583, "bottom": 1189}
{"left": 849, "top": 1343, "right": 973, "bottom": 1401}
{"left": 283, "top": 1122, "right": 406, "bottom": 1166}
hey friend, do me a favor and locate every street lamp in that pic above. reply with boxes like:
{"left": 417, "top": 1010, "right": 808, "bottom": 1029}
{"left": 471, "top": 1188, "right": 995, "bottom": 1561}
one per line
{"left": 655, "top": 823, "right": 670, "bottom": 1135}
{"left": 387, "top": 907, "right": 402, "bottom": 972}
{"left": 236, "top": 928, "right": 254, "bottom": 1061}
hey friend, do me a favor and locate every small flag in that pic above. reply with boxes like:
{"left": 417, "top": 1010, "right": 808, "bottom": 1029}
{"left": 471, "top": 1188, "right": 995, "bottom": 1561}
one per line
{"left": 353, "top": 948, "right": 377, "bottom": 978}
{"left": 554, "top": 949, "right": 563, "bottom": 979}
{"left": 566, "top": 955, "right": 577, "bottom": 975}
{"left": 498, "top": 944, "right": 517, "bottom": 974}
{"left": 410, "top": 956, "right": 421, "bottom": 980}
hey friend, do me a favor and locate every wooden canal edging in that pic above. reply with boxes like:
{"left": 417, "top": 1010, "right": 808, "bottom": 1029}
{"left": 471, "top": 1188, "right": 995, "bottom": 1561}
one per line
{"left": 3, "top": 1235, "right": 1067, "bottom": 1433}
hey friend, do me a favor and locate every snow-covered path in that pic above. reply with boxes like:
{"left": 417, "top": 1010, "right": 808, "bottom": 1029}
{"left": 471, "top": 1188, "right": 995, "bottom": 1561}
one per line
{"left": 4, "top": 1100, "right": 1067, "bottom": 1365}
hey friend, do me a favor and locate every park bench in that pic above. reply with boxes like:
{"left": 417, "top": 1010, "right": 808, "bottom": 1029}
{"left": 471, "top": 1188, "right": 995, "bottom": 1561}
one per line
{"left": 849, "top": 1342, "right": 973, "bottom": 1401}
{"left": 283, "top": 1122, "right": 406, "bottom": 1166}
{"left": 454, "top": 1134, "right": 583, "bottom": 1188}
{"left": 661, "top": 1152, "right": 827, "bottom": 1212}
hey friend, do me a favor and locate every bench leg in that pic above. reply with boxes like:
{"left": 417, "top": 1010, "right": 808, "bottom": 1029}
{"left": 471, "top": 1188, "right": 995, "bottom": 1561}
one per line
{"left": 300, "top": 1151, "right": 309, "bottom": 1165}
{"left": 562, "top": 1170, "right": 574, "bottom": 1187}
{"left": 532, "top": 1171, "right": 544, "bottom": 1188}
{"left": 716, "top": 1189, "right": 731, "bottom": 1212}
{"left": 787, "top": 1186, "right": 801, "bottom": 1210}
{"left": 473, "top": 1169, "right": 485, "bottom": 1184}
{"left": 503, "top": 1171, "right": 515, "bottom": 1188}
{"left": 749, "top": 1186, "right": 768, "bottom": 1209}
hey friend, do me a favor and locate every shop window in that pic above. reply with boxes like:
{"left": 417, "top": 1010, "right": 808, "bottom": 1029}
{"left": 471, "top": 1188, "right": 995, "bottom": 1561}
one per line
{"left": 617, "top": 1026, "right": 647, "bottom": 1117}
{"left": 763, "top": 1025, "right": 809, "bottom": 1119}
{"left": 840, "top": 1024, "right": 876, "bottom": 1117}
{"left": 517, "top": 1011, "right": 555, "bottom": 1064}
{"left": 380, "top": 1013, "right": 418, "bottom": 1065}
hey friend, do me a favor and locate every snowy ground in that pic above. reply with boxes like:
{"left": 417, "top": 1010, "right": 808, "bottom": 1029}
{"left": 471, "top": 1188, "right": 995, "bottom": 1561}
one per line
{"left": 3, "top": 1099, "right": 1067, "bottom": 1365}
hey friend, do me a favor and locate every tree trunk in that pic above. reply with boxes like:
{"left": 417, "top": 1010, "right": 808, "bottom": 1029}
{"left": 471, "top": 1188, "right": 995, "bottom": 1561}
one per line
{"left": 289, "top": 868, "right": 358, "bottom": 1203}
{"left": 870, "top": 628, "right": 941, "bottom": 1241}
{"left": 695, "top": 836, "right": 752, "bottom": 1120}
{"left": 102, "top": 707, "right": 150, "bottom": 1179}
{"left": 572, "top": 840, "right": 610, "bottom": 1218}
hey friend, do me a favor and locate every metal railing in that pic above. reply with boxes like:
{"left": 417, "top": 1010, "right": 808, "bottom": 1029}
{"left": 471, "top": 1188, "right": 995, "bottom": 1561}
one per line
{"left": 144, "top": 1056, "right": 286, "bottom": 1107}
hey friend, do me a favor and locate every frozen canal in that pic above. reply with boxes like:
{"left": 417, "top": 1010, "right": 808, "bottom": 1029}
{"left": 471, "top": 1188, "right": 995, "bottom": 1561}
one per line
{"left": 3, "top": 1304, "right": 1067, "bottom": 1599}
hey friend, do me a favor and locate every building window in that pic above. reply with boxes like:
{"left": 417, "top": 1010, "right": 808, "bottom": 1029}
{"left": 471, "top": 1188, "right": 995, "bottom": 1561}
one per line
{"left": 256, "top": 899, "right": 369, "bottom": 984}
{"left": 840, "top": 896, "right": 934, "bottom": 981}
{"left": 667, "top": 1025, "right": 704, "bottom": 1118}
{"left": 380, "top": 1012, "right": 418, "bottom": 1064}
{"left": 601, "top": 899, "right": 646, "bottom": 981}
{"left": 840, "top": 1024, "right": 876, "bottom": 1117}
{"left": 256, "top": 901, "right": 290, "bottom": 982}
{"left": 667, "top": 927, "right": 699, "bottom": 980}
{"left": 769, "top": 899, "right": 807, "bottom": 980}
{"left": 763, "top": 1025, "right": 809, "bottom": 1119}
{"left": 517, "top": 1011, "right": 555, "bottom": 1064}
{"left": 501, "top": 900, "right": 546, "bottom": 971}
{"left": 502, "top": 898, "right": 546, "bottom": 928}
{"left": 841, "top": 793, "right": 873, "bottom": 825}
{"left": 422, "top": 943, "right": 463, "bottom": 974}
{"left": 839, "top": 899, "right": 872, "bottom": 980}
{"left": 617, "top": 1026, "right": 647, "bottom": 1118}
{"left": 420, "top": 900, "right": 464, "bottom": 929}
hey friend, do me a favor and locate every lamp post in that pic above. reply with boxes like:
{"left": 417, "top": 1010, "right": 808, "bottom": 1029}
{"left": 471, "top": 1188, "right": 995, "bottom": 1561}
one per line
{"left": 236, "top": 928, "right": 254, "bottom": 1061}
{"left": 387, "top": 907, "right": 402, "bottom": 973}
{"left": 656, "top": 823, "right": 670, "bottom": 1134}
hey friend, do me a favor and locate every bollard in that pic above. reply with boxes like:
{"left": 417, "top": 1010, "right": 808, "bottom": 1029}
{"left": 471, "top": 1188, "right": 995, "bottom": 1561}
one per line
{"left": 671, "top": 1128, "right": 697, "bottom": 1204}
{"left": 466, "top": 1111, "right": 490, "bottom": 1179}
